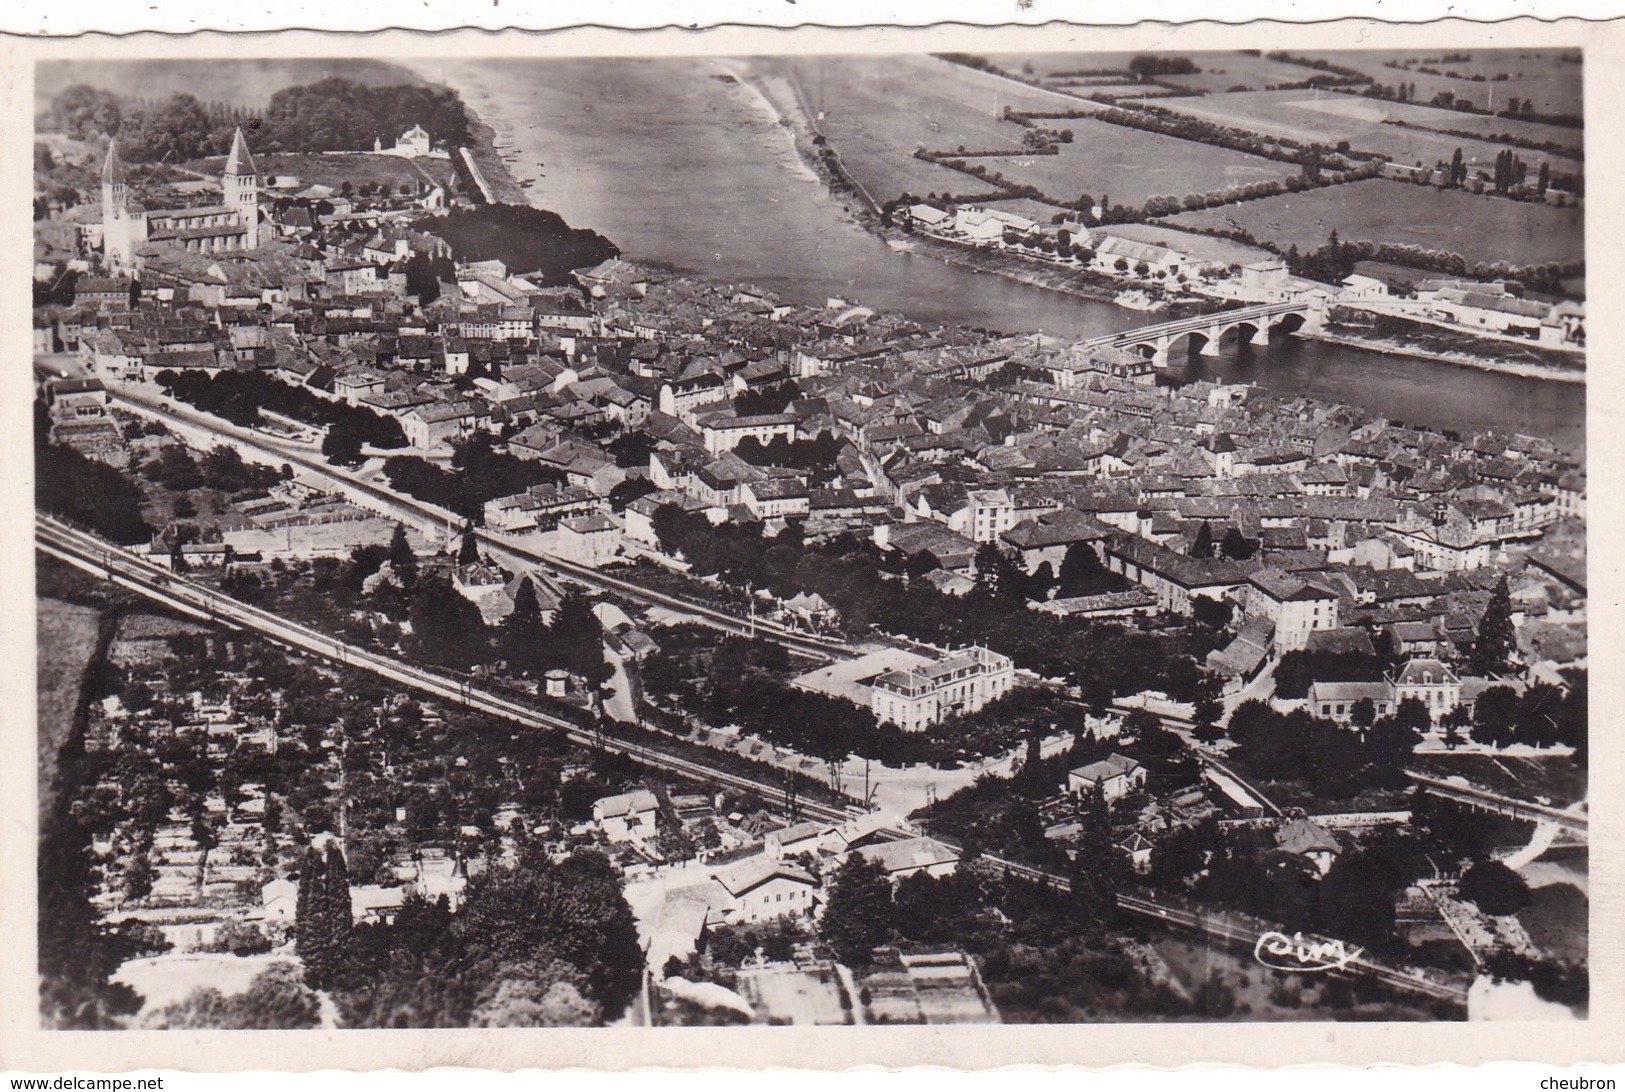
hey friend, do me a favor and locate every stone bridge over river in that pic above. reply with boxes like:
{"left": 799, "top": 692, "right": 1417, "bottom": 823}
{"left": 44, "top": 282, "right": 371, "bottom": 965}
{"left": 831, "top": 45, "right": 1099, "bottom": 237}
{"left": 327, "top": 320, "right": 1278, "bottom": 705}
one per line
{"left": 1086, "top": 300, "right": 1328, "bottom": 367}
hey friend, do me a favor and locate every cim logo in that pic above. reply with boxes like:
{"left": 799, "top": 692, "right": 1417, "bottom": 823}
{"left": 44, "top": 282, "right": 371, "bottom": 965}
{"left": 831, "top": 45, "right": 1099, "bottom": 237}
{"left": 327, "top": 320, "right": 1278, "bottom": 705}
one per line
{"left": 1252, "top": 930, "right": 1364, "bottom": 974}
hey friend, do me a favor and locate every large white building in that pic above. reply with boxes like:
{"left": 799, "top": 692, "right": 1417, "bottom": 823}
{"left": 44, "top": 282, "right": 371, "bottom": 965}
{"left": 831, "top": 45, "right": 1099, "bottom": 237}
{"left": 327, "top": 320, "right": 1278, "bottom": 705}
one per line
{"left": 870, "top": 646, "right": 1015, "bottom": 732}
{"left": 1243, "top": 568, "right": 1341, "bottom": 652}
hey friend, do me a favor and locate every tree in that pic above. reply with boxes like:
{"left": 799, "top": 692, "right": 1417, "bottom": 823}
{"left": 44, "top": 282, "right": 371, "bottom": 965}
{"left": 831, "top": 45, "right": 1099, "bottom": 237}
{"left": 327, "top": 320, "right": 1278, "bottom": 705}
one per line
{"left": 151, "top": 964, "right": 321, "bottom": 1029}
{"left": 407, "top": 577, "right": 489, "bottom": 671}
{"left": 1514, "top": 684, "right": 1564, "bottom": 747}
{"left": 821, "top": 856, "right": 895, "bottom": 965}
{"left": 294, "top": 847, "right": 340, "bottom": 989}
{"left": 1318, "top": 850, "right": 1399, "bottom": 947}
{"left": 469, "top": 961, "right": 601, "bottom": 1027}
{"left": 209, "top": 920, "right": 272, "bottom": 956}
{"left": 453, "top": 849, "right": 643, "bottom": 1017}
{"left": 1191, "top": 674, "right": 1224, "bottom": 741}
{"left": 322, "top": 421, "right": 365, "bottom": 466}
{"left": 1471, "top": 575, "right": 1517, "bottom": 677}
{"left": 1349, "top": 697, "right": 1377, "bottom": 730}
{"left": 974, "top": 543, "right": 1025, "bottom": 601}
{"left": 457, "top": 529, "right": 482, "bottom": 566}
{"left": 1392, "top": 696, "right": 1432, "bottom": 736}
{"left": 387, "top": 522, "right": 418, "bottom": 586}
{"left": 1219, "top": 526, "right": 1255, "bottom": 560}
{"left": 51, "top": 84, "right": 123, "bottom": 138}
{"left": 501, "top": 576, "right": 548, "bottom": 675}
{"left": 1069, "top": 785, "right": 1127, "bottom": 925}
{"left": 1056, "top": 541, "right": 1109, "bottom": 598}
{"left": 1189, "top": 521, "right": 1214, "bottom": 559}
{"left": 1458, "top": 859, "right": 1531, "bottom": 916}
{"left": 1366, "top": 708, "right": 1424, "bottom": 787}
{"left": 322, "top": 843, "right": 353, "bottom": 974}
{"left": 548, "top": 592, "right": 607, "bottom": 681}
{"left": 1471, "top": 685, "right": 1521, "bottom": 748}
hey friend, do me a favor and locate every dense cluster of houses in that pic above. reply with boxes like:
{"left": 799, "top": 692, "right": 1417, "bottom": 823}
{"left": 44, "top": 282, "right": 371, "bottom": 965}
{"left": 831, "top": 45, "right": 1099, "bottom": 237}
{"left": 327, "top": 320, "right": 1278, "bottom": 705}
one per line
{"left": 36, "top": 122, "right": 1585, "bottom": 738}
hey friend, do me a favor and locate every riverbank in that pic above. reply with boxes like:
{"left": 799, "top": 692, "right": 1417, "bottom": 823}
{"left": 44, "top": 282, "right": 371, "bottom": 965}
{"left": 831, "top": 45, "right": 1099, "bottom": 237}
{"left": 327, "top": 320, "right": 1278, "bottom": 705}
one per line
{"left": 732, "top": 64, "right": 1200, "bottom": 325}
{"left": 1307, "top": 331, "right": 1584, "bottom": 384}
{"left": 1317, "top": 309, "right": 1586, "bottom": 385}
{"left": 718, "top": 62, "right": 1587, "bottom": 384}
{"left": 460, "top": 105, "right": 529, "bottom": 205}
{"left": 734, "top": 62, "right": 886, "bottom": 225}
{"left": 888, "top": 229, "right": 1208, "bottom": 315}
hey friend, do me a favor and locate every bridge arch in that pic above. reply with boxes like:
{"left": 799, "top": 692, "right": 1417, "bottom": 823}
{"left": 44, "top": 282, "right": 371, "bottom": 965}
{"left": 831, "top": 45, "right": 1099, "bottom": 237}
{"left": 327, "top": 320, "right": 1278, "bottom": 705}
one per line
{"left": 1106, "top": 302, "right": 1321, "bottom": 366}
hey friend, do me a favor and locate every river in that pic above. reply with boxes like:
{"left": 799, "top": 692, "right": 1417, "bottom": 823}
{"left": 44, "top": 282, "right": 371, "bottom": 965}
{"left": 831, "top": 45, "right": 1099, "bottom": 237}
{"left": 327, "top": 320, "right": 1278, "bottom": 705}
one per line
{"left": 422, "top": 56, "right": 1583, "bottom": 454}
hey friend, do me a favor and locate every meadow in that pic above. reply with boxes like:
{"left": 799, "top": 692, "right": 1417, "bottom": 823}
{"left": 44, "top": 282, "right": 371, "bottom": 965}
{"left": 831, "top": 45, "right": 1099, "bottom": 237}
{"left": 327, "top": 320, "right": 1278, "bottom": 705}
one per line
{"left": 1153, "top": 90, "right": 1581, "bottom": 176}
{"left": 963, "top": 116, "right": 1290, "bottom": 208}
{"left": 1290, "top": 49, "right": 1583, "bottom": 118}
{"left": 981, "top": 50, "right": 1324, "bottom": 94}
{"left": 1094, "top": 222, "right": 1274, "bottom": 267}
{"left": 1163, "top": 178, "right": 1584, "bottom": 267}
{"left": 1348, "top": 98, "right": 1582, "bottom": 158}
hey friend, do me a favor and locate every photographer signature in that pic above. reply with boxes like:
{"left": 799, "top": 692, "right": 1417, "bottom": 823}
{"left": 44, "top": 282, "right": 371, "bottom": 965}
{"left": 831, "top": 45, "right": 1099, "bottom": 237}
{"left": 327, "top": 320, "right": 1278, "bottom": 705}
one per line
{"left": 1253, "top": 930, "right": 1365, "bottom": 973}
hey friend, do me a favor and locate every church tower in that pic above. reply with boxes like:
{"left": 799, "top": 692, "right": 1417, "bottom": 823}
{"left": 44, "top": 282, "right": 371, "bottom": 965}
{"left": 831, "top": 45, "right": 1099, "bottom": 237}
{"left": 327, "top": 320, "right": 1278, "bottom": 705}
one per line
{"left": 100, "top": 141, "right": 133, "bottom": 268}
{"left": 223, "top": 127, "right": 260, "bottom": 250}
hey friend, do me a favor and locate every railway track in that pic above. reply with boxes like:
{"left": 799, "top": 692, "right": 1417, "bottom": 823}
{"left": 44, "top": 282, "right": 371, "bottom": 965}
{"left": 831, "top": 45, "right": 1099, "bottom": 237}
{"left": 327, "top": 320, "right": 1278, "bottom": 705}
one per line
{"left": 104, "top": 386, "right": 855, "bottom": 663}
{"left": 39, "top": 515, "right": 1471, "bottom": 1010}
{"left": 1114, "top": 894, "right": 1471, "bottom": 1006}
{"left": 38, "top": 515, "right": 861, "bottom": 827}
{"left": 1406, "top": 771, "right": 1588, "bottom": 837}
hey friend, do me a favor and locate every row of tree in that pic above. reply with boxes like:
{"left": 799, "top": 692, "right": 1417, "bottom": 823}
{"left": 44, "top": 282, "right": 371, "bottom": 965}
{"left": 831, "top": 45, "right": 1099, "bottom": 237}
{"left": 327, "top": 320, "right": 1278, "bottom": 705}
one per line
{"left": 294, "top": 842, "right": 353, "bottom": 989}
{"left": 47, "top": 78, "right": 473, "bottom": 161}
{"left": 154, "top": 369, "right": 407, "bottom": 454}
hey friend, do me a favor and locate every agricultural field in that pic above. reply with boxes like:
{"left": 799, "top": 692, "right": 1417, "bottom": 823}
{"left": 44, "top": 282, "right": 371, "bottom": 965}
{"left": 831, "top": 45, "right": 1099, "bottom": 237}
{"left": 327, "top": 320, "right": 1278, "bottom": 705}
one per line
{"left": 981, "top": 50, "right": 1321, "bottom": 92}
{"left": 766, "top": 55, "right": 1104, "bottom": 203}
{"left": 184, "top": 151, "right": 454, "bottom": 194}
{"left": 1162, "top": 178, "right": 1584, "bottom": 267}
{"left": 1151, "top": 90, "right": 1581, "bottom": 177}
{"left": 970, "top": 197, "right": 1070, "bottom": 224}
{"left": 1156, "top": 52, "right": 1349, "bottom": 94}
{"left": 966, "top": 116, "right": 1290, "bottom": 208}
{"left": 1286, "top": 49, "right": 1583, "bottom": 119}
{"left": 1351, "top": 98, "right": 1582, "bottom": 156}
{"left": 844, "top": 154, "right": 1005, "bottom": 205}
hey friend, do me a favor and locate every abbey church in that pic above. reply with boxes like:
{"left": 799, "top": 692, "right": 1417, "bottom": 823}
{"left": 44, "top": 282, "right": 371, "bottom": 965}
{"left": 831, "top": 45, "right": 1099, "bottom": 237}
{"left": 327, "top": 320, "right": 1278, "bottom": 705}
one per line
{"left": 101, "top": 126, "right": 262, "bottom": 269}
